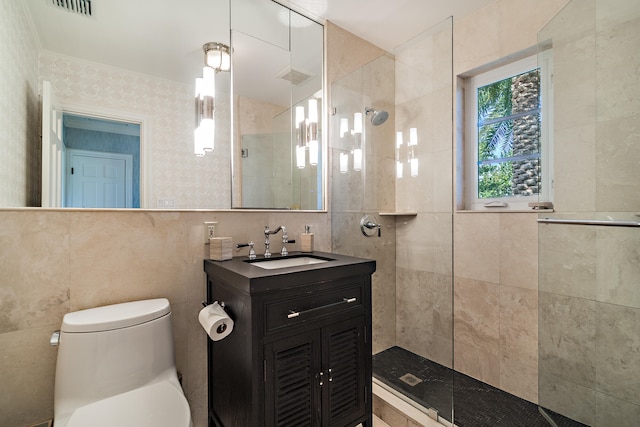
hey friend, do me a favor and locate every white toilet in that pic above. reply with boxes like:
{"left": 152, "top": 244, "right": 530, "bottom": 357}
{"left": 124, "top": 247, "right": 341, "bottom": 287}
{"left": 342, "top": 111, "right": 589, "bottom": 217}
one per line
{"left": 52, "top": 298, "right": 192, "bottom": 427}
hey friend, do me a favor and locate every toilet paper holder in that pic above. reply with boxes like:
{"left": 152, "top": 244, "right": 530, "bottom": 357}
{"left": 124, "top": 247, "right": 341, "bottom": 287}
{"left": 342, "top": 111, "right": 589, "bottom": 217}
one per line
{"left": 202, "top": 300, "right": 225, "bottom": 308}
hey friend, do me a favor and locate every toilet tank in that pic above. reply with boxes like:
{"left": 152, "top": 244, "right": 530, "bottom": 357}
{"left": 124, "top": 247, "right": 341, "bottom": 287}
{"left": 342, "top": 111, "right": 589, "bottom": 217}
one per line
{"left": 54, "top": 299, "right": 181, "bottom": 420}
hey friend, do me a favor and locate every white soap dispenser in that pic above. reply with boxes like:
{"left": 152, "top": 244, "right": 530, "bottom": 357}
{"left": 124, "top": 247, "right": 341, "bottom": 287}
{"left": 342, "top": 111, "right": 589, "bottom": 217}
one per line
{"left": 300, "top": 225, "right": 314, "bottom": 253}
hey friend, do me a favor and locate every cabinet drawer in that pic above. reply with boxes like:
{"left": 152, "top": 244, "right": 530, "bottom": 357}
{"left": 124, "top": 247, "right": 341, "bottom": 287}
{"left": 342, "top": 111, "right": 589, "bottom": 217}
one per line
{"left": 265, "top": 283, "right": 364, "bottom": 334}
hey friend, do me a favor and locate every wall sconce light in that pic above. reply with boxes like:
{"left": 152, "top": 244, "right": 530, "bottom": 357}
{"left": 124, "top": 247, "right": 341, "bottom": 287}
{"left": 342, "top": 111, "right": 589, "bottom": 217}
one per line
{"left": 295, "top": 98, "right": 320, "bottom": 169}
{"left": 194, "top": 42, "right": 230, "bottom": 157}
{"left": 396, "top": 127, "right": 419, "bottom": 178}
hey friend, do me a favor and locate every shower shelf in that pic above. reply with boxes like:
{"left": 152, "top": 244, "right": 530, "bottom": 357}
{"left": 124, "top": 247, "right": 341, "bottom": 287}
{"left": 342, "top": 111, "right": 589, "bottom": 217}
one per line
{"left": 379, "top": 212, "right": 417, "bottom": 217}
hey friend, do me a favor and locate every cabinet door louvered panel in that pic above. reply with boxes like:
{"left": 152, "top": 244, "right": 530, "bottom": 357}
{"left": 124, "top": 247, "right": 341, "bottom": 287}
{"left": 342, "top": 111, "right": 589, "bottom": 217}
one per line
{"left": 324, "top": 317, "right": 366, "bottom": 426}
{"left": 265, "top": 331, "right": 321, "bottom": 427}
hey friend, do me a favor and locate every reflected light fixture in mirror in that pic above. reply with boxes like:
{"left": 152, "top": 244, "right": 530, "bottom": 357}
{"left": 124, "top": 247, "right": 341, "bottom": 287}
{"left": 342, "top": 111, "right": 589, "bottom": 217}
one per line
{"left": 338, "top": 112, "right": 365, "bottom": 173}
{"left": 295, "top": 98, "right": 320, "bottom": 169}
{"left": 195, "top": 42, "right": 230, "bottom": 156}
{"left": 395, "top": 127, "right": 419, "bottom": 178}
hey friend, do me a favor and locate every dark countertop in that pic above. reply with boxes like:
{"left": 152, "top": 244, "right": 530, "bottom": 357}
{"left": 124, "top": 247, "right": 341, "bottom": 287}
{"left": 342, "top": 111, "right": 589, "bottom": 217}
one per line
{"left": 204, "top": 251, "right": 376, "bottom": 294}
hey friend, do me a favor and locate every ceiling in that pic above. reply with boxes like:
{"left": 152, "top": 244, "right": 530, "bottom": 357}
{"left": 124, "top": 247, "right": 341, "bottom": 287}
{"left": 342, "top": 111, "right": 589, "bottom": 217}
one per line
{"left": 24, "top": 0, "right": 493, "bottom": 97}
{"left": 285, "top": 0, "right": 494, "bottom": 51}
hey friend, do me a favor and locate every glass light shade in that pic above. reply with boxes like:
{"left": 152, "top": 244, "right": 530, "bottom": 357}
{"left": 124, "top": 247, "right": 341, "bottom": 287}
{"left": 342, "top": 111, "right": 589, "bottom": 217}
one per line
{"left": 340, "top": 118, "right": 349, "bottom": 138}
{"left": 308, "top": 98, "right": 318, "bottom": 123}
{"left": 353, "top": 148, "right": 362, "bottom": 171}
{"left": 205, "top": 46, "right": 230, "bottom": 71}
{"left": 296, "top": 145, "right": 306, "bottom": 169}
{"left": 295, "top": 106, "right": 305, "bottom": 129}
{"left": 196, "top": 118, "right": 214, "bottom": 153}
{"left": 194, "top": 127, "right": 205, "bottom": 156}
{"left": 409, "top": 127, "right": 418, "bottom": 146}
{"left": 309, "top": 139, "right": 318, "bottom": 166}
{"left": 353, "top": 113, "right": 362, "bottom": 134}
{"left": 396, "top": 161, "right": 403, "bottom": 178}
{"left": 339, "top": 152, "right": 348, "bottom": 174}
{"left": 410, "top": 157, "right": 419, "bottom": 177}
{"left": 201, "top": 67, "right": 215, "bottom": 97}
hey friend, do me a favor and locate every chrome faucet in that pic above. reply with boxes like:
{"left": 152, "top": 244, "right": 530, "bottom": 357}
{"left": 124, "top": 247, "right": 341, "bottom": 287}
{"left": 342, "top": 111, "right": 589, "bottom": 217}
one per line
{"left": 264, "top": 225, "right": 295, "bottom": 257}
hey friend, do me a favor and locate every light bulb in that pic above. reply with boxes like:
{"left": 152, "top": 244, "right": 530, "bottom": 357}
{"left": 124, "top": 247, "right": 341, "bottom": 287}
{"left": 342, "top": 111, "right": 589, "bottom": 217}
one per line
{"left": 339, "top": 152, "right": 348, "bottom": 173}
{"left": 409, "top": 127, "right": 418, "bottom": 146}
{"left": 353, "top": 148, "right": 362, "bottom": 171}
{"left": 308, "top": 98, "right": 318, "bottom": 124}
{"left": 410, "top": 157, "right": 419, "bottom": 177}
{"left": 396, "top": 131, "right": 403, "bottom": 148}
{"left": 353, "top": 113, "right": 362, "bottom": 134}
{"left": 295, "top": 106, "right": 305, "bottom": 129}
{"left": 340, "top": 118, "right": 349, "bottom": 138}
{"left": 309, "top": 140, "right": 318, "bottom": 166}
{"left": 296, "top": 145, "right": 306, "bottom": 169}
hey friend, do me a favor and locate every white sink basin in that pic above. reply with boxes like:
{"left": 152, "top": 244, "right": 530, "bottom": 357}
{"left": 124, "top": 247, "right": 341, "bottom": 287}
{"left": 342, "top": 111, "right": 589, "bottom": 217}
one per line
{"left": 250, "top": 256, "right": 329, "bottom": 269}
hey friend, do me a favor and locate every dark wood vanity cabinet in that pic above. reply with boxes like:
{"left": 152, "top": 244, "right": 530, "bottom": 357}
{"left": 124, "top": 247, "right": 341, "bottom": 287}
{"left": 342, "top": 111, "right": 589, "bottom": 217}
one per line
{"left": 204, "top": 253, "right": 375, "bottom": 427}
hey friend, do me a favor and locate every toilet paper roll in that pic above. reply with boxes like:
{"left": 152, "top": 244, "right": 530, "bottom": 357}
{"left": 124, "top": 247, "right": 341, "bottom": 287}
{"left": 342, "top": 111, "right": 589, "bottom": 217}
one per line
{"left": 198, "top": 302, "right": 234, "bottom": 341}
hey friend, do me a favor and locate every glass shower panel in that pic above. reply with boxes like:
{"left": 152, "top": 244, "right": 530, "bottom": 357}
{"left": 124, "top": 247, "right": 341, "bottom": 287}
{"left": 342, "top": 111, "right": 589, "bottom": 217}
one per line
{"left": 330, "top": 17, "right": 454, "bottom": 425}
{"left": 537, "top": 0, "right": 640, "bottom": 425}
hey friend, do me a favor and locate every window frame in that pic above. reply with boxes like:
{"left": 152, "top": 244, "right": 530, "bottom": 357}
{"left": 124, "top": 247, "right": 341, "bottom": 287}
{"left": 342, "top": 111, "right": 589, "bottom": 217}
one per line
{"left": 464, "top": 53, "right": 553, "bottom": 210}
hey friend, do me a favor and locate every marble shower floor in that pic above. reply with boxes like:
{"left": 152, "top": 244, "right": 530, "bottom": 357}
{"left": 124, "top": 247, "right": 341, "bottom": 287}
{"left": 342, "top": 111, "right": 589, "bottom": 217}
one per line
{"left": 372, "top": 346, "right": 586, "bottom": 427}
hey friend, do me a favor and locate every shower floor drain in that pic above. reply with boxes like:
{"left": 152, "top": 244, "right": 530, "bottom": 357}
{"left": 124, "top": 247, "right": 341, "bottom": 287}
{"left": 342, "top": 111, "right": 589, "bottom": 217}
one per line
{"left": 399, "top": 373, "right": 423, "bottom": 386}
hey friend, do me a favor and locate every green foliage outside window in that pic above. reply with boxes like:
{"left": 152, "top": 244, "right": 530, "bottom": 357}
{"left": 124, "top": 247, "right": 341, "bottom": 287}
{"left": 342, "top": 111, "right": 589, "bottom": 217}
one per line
{"left": 476, "top": 70, "right": 540, "bottom": 199}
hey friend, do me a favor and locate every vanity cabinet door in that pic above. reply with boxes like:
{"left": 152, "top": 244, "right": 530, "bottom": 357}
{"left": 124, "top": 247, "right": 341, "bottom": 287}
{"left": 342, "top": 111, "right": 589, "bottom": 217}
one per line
{"left": 263, "top": 316, "right": 369, "bottom": 427}
{"left": 323, "top": 317, "right": 368, "bottom": 427}
{"left": 264, "top": 330, "right": 322, "bottom": 427}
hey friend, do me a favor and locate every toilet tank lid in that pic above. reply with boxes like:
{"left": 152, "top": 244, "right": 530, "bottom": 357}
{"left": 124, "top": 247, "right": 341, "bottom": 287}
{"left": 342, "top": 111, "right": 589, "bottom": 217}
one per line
{"left": 61, "top": 298, "right": 171, "bottom": 333}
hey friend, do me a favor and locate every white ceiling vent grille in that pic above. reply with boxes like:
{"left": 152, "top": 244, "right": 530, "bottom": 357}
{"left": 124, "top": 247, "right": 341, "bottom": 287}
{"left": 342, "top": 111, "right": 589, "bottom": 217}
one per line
{"left": 50, "top": 0, "right": 93, "bottom": 17}
{"left": 276, "top": 65, "right": 313, "bottom": 86}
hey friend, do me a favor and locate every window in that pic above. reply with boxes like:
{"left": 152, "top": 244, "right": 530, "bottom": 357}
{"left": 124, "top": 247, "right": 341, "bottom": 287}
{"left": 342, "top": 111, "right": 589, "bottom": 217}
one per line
{"left": 464, "top": 54, "right": 552, "bottom": 210}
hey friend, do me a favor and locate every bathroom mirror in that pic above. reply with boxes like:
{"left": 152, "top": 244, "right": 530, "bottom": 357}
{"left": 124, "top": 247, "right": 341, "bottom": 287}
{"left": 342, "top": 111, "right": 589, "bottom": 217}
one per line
{"left": 5, "top": 0, "right": 324, "bottom": 210}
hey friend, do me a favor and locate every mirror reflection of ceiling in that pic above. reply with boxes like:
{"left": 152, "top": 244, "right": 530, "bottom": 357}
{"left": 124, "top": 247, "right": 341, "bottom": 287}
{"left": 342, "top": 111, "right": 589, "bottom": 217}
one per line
{"left": 26, "top": 0, "right": 230, "bottom": 85}
{"left": 27, "top": 0, "right": 498, "bottom": 90}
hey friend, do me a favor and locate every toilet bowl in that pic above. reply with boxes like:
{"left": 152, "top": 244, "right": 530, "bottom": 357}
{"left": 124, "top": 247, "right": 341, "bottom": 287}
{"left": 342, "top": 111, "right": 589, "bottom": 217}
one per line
{"left": 53, "top": 298, "right": 192, "bottom": 427}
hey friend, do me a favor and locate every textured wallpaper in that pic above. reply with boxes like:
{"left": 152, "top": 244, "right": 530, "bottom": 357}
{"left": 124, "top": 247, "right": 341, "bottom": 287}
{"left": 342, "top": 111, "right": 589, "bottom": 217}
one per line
{"left": 0, "top": 1, "right": 41, "bottom": 207}
{"left": 38, "top": 51, "right": 231, "bottom": 209}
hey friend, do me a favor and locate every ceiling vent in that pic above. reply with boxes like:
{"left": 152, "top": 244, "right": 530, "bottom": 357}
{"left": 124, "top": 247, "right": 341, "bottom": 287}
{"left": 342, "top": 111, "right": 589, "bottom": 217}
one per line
{"left": 50, "top": 0, "right": 93, "bottom": 17}
{"left": 276, "top": 66, "right": 313, "bottom": 86}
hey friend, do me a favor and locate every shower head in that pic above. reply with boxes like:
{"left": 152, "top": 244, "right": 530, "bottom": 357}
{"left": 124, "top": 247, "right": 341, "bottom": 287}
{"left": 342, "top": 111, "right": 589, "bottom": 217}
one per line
{"left": 365, "top": 107, "right": 389, "bottom": 126}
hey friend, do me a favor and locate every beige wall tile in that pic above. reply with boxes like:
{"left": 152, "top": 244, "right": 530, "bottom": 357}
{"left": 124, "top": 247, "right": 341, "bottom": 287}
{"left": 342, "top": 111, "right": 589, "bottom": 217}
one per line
{"left": 596, "top": 227, "right": 640, "bottom": 308}
{"left": 453, "top": 277, "right": 500, "bottom": 386}
{"left": 454, "top": 213, "right": 500, "bottom": 284}
{"left": 498, "top": 0, "right": 570, "bottom": 57}
{"left": 454, "top": 2, "right": 501, "bottom": 75}
{"left": 538, "top": 292, "right": 597, "bottom": 390}
{"left": 595, "top": 116, "right": 640, "bottom": 212}
{"left": 499, "top": 213, "right": 538, "bottom": 290}
{"left": 538, "top": 223, "right": 596, "bottom": 299}
{"left": 539, "top": 372, "right": 595, "bottom": 425}
{"left": 552, "top": 125, "right": 597, "bottom": 212}
{"left": 596, "top": 303, "right": 640, "bottom": 405}
{"left": 0, "top": 327, "right": 57, "bottom": 426}
{"left": 326, "top": 22, "right": 386, "bottom": 85}
{"left": 0, "top": 211, "right": 70, "bottom": 333}
{"left": 595, "top": 391, "right": 640, "bottom": 427}
{"left": 499, "top": 285, "right": 538, "bottom": 402}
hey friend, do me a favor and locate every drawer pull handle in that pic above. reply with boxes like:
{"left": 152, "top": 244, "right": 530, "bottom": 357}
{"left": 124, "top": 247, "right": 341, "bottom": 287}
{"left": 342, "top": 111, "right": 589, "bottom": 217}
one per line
{"left": 286, "top": 297, "right": 358, "bottom": 319}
